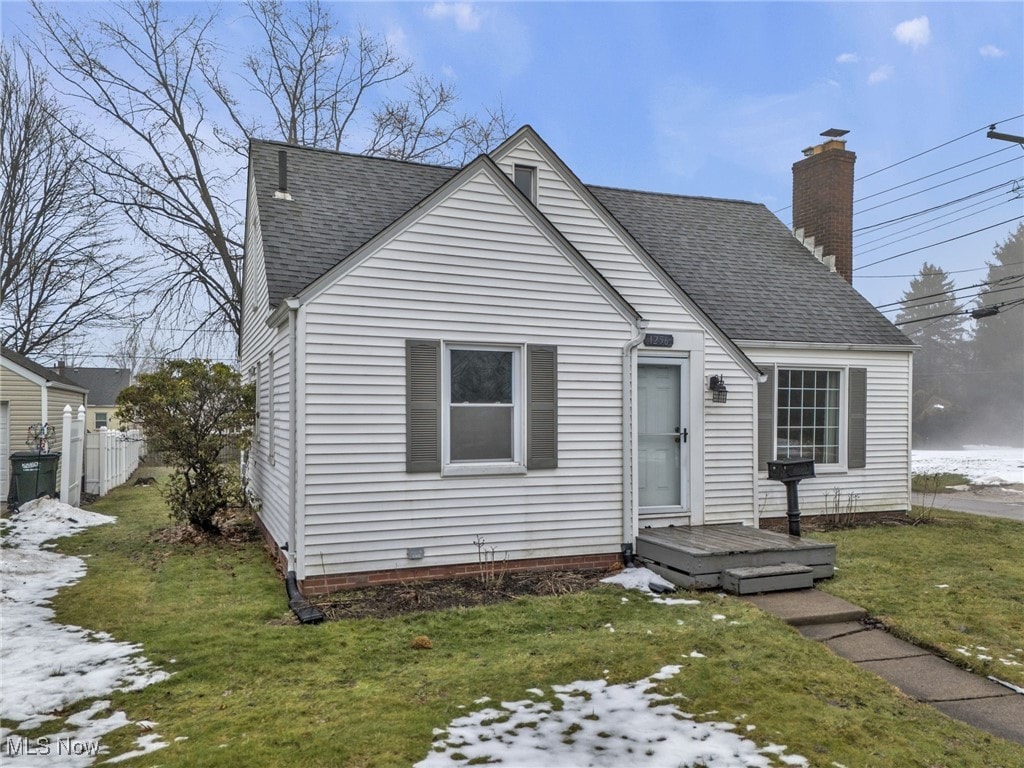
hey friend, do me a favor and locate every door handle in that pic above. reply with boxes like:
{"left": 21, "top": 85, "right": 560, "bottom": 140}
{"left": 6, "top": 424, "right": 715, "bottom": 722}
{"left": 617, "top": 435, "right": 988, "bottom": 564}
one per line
{"left": 674, "top": 427, "right": 688, "bottom": 444}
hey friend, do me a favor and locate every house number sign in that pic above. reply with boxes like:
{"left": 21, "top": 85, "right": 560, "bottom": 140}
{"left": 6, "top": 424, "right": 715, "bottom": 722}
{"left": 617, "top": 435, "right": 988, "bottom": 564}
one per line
{"left": 643, "top": 333, "right": 674, "bottom": 348}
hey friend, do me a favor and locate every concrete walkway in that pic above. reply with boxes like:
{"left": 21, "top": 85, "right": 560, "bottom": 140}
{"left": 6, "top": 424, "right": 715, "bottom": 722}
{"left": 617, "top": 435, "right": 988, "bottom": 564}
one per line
{"left": 742, "top": 589, "right": 1024, "bottom": 746}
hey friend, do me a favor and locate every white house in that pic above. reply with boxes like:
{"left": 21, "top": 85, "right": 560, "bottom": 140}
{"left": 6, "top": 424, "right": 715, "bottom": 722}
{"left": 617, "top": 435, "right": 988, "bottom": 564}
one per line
{"left": 239, "top": 126, "right": 913, "bottom": 593}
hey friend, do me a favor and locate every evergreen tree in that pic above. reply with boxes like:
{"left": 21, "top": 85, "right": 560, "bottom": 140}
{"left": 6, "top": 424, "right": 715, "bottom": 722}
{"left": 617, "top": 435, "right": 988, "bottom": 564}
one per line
{"left": 966, "top": 224, "right": 1024, "bottom": 446}
{"left": 896, "top": 263, "right": 970, "bottom": 446}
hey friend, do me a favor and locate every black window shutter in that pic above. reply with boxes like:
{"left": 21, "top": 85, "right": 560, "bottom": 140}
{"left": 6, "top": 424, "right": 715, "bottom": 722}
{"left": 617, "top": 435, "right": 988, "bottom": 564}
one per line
{"left": 757, "top": 368, "right": 775, "bottom": 471}
{"left": 527, "top": 344, "right": 558, "bottom": 469}
{"left": 848, "top": 367, "right": 867, "bottom": 469}
{"left": 406, "top": 340, "right": 441, "bottom": 472}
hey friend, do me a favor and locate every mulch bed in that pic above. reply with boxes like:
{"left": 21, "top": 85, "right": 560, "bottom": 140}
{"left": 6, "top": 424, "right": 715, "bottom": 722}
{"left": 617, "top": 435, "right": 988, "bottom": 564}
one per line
{"left": 312, "top": 568, "right": 617, "bottom": 620}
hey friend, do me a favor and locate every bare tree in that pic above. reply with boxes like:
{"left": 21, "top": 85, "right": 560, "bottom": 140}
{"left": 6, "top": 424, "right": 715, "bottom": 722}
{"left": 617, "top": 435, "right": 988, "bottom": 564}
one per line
{"left": 0, "top": 45, "right": 133, "bottom": 357}
{"left": 31, "top": 0, "right": 246, "bottom": 337}
{"left": 30, "top": 0, "right": 512, "bottom": 346}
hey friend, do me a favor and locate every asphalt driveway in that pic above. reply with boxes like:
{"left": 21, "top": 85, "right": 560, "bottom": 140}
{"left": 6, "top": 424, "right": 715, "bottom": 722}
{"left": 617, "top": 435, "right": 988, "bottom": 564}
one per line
{"left": 912, "top": 489, "right": 1024, "bottom": 522}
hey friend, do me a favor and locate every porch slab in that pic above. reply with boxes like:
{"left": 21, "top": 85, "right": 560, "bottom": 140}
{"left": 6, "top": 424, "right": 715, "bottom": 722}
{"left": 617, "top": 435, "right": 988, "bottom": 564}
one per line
{"left": 637, "top": 524, "right": 835, "bottom": 592}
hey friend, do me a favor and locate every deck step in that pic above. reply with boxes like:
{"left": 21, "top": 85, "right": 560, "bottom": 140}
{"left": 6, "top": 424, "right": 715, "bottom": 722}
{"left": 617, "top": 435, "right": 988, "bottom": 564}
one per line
{"left": 721, "top": 563, "right": 814, "bottom": 595}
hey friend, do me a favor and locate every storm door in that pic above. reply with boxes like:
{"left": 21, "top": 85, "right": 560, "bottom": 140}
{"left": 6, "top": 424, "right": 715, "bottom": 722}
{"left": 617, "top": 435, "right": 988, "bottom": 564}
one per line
{"left": 638, "top": 359, "right": 689, "bottom": 518}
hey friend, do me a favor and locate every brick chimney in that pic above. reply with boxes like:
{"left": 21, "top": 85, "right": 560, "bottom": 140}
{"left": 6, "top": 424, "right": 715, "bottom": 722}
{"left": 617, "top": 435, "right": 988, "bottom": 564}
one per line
{"left": 792, "top": 131, "right": 856, "bottom": 283}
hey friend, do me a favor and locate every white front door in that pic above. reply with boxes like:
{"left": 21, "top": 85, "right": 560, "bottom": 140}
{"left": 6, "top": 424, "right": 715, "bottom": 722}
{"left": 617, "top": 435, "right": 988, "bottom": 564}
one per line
{"left": 638, "top": 359, "right": 689, "bottom": 520}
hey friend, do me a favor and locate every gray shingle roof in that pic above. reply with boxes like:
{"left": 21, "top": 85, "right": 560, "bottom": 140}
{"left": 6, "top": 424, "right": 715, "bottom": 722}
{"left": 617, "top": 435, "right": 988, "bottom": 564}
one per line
{"left": 250, "top": 140, "right": 457, "bottom": 308}
{"left": 250, "top": 140, "right": 910, "bottom": 347}
{"left": 1, "top": 347, "right": 89, "bottom": 392}
{"left": 588, "top": 186, "right": 911, "bottom": 346}
{"left": 59, "top": 368, "right": 131, "bottom": 406}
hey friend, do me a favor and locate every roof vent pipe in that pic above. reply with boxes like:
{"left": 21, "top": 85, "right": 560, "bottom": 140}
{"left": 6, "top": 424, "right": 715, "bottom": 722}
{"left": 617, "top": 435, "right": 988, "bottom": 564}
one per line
{"left": 274, "top": 150, "right": 292, "bottom": 201}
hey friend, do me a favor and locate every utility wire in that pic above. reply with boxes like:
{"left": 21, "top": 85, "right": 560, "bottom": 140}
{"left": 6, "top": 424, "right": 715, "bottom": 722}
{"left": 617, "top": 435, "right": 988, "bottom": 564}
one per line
{"left": 856, "top": 260, "right": 1024, "bottom": 279}
{"left": 855, "top": 216, "right": 1024, "bottom": 271}
{"left": 856, "top": 113, "right": 1024, "bottom": 182}
{"left": 856, "top": 198, "right": 1019, "bottom": 256}
{"left": 853, "top": 179, "right": 1018, "bottom": 234}
{"left": 855, "top": 189, "right": 1012, "bottom": 248}
{"left": 853, "top": 145, "right": 1018, "bottom": 204}
{"left": 772, "top": 113, "right": 1024, "bottom": 214}
{"left": 855, "top": 157, "right": 1023, "bottom": 216}
{"left": 894, "top": 297, "right": 1024, "bottom": 327}
{"left": 888, "top": 283, "right": 1024, "bottom": 316}
{"left": 875, "top": 273, "right": 1024, "bottom": 310}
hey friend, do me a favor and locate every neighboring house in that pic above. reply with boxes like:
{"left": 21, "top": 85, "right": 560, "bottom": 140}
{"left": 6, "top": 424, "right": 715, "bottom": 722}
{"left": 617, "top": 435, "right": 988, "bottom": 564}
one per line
{"left": 240, "top": 126, "right": 913, "bottom": 593}
{"left": 55, "top": 365, "right": 133, "bottom": 432}
{"left": 0, "top": 347, "right": 89, "bottom": 502}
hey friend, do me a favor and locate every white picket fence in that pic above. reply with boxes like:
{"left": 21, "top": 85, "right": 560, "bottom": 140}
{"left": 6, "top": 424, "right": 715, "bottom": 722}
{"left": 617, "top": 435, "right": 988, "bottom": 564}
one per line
{"left": 84, "top": 427, "right": 147, "bottom": 496}
{"left": 59, "top": 405, "right": 87, "bottom": 506}
{"left": 51, "top": 407, "right": 146, "bottom": 504}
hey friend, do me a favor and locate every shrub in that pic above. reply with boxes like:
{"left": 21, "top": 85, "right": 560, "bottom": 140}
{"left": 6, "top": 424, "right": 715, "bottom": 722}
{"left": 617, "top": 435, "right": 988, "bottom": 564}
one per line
{"left": 117, "top": 359, "right": 254, "bottom": 533}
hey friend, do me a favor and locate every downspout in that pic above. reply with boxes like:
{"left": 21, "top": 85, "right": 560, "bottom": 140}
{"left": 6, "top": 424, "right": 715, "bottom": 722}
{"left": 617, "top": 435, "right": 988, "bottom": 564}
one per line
{"left": 621, "top": 317, "right": 649, "bottom": 567}
{"left": 284, "top": 298, "right": 324, "bottom": 625}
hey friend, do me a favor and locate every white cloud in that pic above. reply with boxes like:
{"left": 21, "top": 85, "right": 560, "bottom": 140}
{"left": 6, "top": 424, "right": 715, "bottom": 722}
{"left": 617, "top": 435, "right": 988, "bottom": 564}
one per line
{"left": 868, "top": 65, "right": 895, "bottom": 84}
{"left": 893, "top": 16, "right": 931, "bottom": 49}
{"left": 425, "top": 2, "right": 482, "bottom": 32}
{"left": 979, "top": 44, "right": 1006, "bottom": 58}
{"left": 836, "top": 52, "right": 859, "bottom": 64}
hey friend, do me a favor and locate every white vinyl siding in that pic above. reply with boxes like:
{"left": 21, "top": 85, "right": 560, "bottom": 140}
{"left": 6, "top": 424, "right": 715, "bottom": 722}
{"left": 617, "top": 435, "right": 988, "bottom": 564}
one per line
{"left": 497, "top": 138, "right": 756, "bottom": 525}
{"left": 298, "top": 168, "right": 635, "bottom": 578}
{"left": 239, "top": 171, "right": 291, "bottom": 548}
{"left": 749, "top": 347, "right": 912, "bottom": 518}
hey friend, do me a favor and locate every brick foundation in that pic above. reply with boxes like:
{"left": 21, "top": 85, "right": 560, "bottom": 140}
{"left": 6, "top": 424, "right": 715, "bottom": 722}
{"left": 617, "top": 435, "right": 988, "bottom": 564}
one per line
{"left": 299, "top": 553, "right": 623, "bottom": 596}
{"left": 252, "top": 511, "right": 621, "bottom": 596}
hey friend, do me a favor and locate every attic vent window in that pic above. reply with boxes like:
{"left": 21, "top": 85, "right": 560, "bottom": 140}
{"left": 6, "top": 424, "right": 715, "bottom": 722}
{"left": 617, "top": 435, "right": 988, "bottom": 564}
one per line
{"left": 513, "top": 165, "right": 536, "bottom": 203}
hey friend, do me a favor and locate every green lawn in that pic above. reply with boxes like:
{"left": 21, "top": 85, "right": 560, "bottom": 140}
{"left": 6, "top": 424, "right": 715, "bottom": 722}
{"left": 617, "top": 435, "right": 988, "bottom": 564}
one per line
{"left": 10, "top": 475, "right": 1022, "bottom": 766}
{"left": 815, "top": 508, "right": 1024, "bottom": 689}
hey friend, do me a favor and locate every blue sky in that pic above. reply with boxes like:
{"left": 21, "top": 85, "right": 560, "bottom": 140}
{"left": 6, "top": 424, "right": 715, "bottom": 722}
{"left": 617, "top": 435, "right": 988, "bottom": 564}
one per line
{"left": 3, "top": 1, "right": 1023, "bottom": 347}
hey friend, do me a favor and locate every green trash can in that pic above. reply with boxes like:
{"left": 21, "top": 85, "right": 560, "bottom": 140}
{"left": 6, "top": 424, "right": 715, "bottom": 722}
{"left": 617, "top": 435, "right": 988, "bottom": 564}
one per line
{"left": 8, "top": 451, "right": 62, "bottom": 509}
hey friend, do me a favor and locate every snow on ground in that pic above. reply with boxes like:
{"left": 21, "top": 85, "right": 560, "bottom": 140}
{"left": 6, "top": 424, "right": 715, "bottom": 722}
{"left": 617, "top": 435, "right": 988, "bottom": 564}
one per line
{"left": 415, "top": 568, "right": 804, "bottom": 766}
{"left": 416, "top": 665, "right": 808, "bottom": 767}
{"left": 0, "top": 498, "right": 170, "bottom": 766}
{"left": 912, "top": 447, "right": 1024, "bottom": 485}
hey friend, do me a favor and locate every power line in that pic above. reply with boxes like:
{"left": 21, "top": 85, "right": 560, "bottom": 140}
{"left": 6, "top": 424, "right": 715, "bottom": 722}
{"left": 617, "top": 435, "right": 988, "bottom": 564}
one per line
{"left": 853, "top": 145, "right": 1018, "bottom": 205}
{"left": 853, "top": 179, "right": 1019, "bottom": 234}
{"left": 894, "top": 297, "right": 1024, "bottom": 326}
{"left": 856, "top": 113, "right": 1024, "bottom": 182}
{"left": 855, "top": 197, "right": 1019, "bottom": 256}
{"left": 887, "top": 283, "right": 1024, "bottom": 318}
{"left": 855, "top": 216, "right": 1024, "bottom": 271}
{"left": 854, "top": 189, "right": 1012, "bottom": 248}
{"left": 855, "top": 260, "right": 1024, "bottom": 279}
{"left": 854, "top": 156, "right": 1023, "bottom": 216}
{"left": 875, "top": 273, "right": 1024, "bottom": 310}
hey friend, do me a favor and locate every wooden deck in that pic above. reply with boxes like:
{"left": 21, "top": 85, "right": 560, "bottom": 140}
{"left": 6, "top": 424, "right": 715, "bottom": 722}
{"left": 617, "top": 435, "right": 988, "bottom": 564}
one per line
{"left": 635, "top": 524, "right": 836, "bottom": 594}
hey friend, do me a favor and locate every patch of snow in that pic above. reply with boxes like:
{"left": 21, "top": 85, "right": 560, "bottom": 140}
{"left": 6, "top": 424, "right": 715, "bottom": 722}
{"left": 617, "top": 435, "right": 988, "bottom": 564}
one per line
{"left": 912, "top": 448, "right": 1024, "bottom": 485}
{"left": 934, "top": 584, "right": 949, "bottom": 589}
{"left": 0, "top": 499, "right": 170, "bottom": 766}
{"left": 988, "top": 677, "right": 1024, "bottom": 694}
{"left": 417, "top": 666, "right": 808, "bottom": 767}
{"left": 600, "top": 566, "right": 675, "bottom": 593}
{"left": 651, "top": 596, "right": 702, "bottom": 606}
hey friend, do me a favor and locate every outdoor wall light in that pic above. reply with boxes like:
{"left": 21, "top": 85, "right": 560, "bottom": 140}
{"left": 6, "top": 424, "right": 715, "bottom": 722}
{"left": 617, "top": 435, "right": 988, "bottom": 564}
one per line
{"left": 709, "top": 375, "right": 728, "bottom": 403}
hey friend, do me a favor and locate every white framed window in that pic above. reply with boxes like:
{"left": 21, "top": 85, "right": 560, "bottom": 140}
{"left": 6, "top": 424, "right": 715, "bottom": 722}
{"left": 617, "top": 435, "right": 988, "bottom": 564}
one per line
{"left": 513, "top": 165, "right": 537, "bottom": 203}
{"left": 776, "top": 368, "right": 842, "bottom": 465}
{"left": 444, "top": 345, "right": 522, "bottom": 468}
{"left": 95, "top": 411, "right": 108, "bottom": 430}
